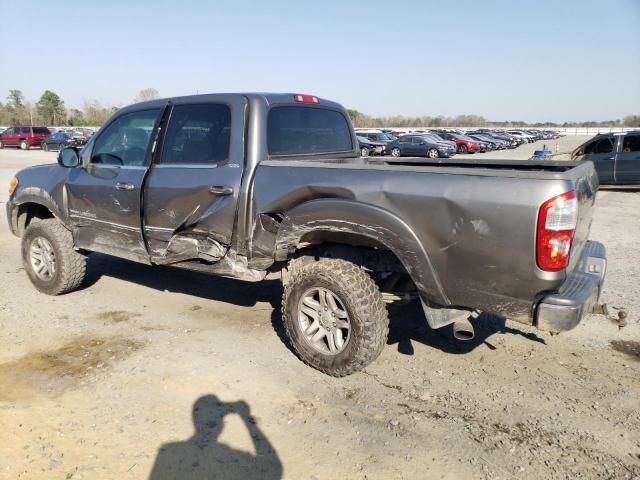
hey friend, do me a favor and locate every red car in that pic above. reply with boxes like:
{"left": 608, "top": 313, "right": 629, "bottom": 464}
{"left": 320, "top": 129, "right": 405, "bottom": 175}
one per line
{"left": 0, "top": 126, "right": 51, "bottom": 150}
{"left": 434, "top": 131, "right": 481, "bottom": 154}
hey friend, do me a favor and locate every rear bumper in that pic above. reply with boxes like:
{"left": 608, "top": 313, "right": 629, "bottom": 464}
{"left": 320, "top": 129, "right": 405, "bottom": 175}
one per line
{"left": 535, "top": 241, "right": 606, "bottom": 333}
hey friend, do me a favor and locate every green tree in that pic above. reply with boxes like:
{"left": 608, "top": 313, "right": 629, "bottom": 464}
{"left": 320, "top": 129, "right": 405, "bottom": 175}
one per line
{"left": 67, "top": 108, "right": 86, "bottom": 126}
{"left": 7, "top": 89, "right": 24, "bottom": 108}
{"left": 36, "top": 90, "right": 66, "bottom": 125}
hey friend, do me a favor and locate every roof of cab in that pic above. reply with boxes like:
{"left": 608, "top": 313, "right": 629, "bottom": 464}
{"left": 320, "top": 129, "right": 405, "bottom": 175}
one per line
{"left": 119, "top": 93, "right": 344, "bottom": 114}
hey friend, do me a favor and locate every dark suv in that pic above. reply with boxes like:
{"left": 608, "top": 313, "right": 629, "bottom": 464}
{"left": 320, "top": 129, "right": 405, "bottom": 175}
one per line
{"left": 0, "top": 126, "right": 51, "bottom": 150}
{"left": 572, "top": 131, "right": 640, "bottom": 185}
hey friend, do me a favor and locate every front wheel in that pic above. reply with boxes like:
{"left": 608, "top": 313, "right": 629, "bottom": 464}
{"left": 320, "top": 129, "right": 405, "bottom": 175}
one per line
{"left": 360, "top": 147, "right": 370, "bottom": 157}
{"left": 390, "top": 147, "right": 401, "bottom": 157}
{"left": 458, "top": 144, "right": 468, "bottom": 154}
{"left": 427, "top": 148, "right": 439, "bottom": 159}
{"left": 0, "top": 140, "right": 4, "bottom": 149}
{"left": 42, "top": 142, "right": 49, "bottom": 151}
{"left": 282, "top": 258, "right": 389, "bottom": 376}
{"left": 22, "top": 218, "right": 86, "bottom": 295}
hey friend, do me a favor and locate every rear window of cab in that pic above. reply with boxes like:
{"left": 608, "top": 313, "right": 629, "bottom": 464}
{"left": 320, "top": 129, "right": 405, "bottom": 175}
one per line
{"left": 267, "top": 106, "right": 352, "bottom": 156}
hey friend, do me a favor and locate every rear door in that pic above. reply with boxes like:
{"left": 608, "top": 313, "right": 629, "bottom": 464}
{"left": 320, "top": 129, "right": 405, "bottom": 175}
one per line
{"left": 143, "top": 96, "right": 245, "bottom": 263}
{"left": 65, "top": 107, "right": 162, "bottom": 261}
{"left": 615, "top": 133, "right": 640, "bottom": 185}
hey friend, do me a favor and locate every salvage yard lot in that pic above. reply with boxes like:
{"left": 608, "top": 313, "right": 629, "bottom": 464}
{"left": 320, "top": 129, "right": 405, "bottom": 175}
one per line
{"left": 0, "top": 139, "right": 639, "bottom": 479}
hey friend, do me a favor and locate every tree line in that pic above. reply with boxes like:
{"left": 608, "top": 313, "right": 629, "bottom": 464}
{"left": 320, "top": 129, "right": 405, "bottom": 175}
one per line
{"left": 1, "top": 88, "right": 637, "bottom": 128}
{"left": 347, "top": 109, "right": 640, "bottom": 129}
{"left": 0, "top": 88, "right": 159, "bottom": 127}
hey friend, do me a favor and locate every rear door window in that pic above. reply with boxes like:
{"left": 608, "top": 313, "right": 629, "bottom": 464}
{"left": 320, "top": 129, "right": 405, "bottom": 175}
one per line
{"left": 33, "top": 127, "right": 50, "bottom": 134}
{"left": 160, "top": 104, "right": 231, "bottom": 165}
{"left": 267, "top": 106, "right": 352, "bottom": 156}
{"left": 22, "top": 127, "right": 30, "bottom": 134}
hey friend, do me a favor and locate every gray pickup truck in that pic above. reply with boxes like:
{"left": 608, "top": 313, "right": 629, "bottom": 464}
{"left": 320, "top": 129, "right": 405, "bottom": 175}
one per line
{"left": 6, "top": 93, "right": 606, "bottom": 376}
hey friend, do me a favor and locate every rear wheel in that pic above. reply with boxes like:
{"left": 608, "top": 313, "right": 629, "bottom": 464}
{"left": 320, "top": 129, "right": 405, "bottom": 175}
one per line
{"left": 0, "top": 140, "right": 4, "bottom": 149}
{"left": 22, "top": 218, "right": 86, "bottom": 295}
{"left": 282, "top": 258, "right": 389, "bottom": 376}
{"left": 391, "top": 147, "right": 401, "bottom": 157}
{"left": 42, "top": 142, "right": 49, "bottom": 151}
{"left": 20, "top": 140, "right": 29, "bottom": 150}
{"left": 427, "top": 148, "right": 439, "bottom": 159}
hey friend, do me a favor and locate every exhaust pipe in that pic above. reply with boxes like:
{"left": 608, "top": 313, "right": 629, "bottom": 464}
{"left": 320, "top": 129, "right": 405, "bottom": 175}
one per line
{"left": 452, "top": 318, "right": 475, "bottom": 341}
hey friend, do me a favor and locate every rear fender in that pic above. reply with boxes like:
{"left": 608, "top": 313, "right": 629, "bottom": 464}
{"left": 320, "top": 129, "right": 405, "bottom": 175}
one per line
{"left": 273, "top": 198, "right": 449, "bottom": 306}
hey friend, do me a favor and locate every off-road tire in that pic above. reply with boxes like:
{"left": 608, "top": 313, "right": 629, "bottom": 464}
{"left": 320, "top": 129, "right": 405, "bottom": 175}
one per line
{"left": 282, "top": 258, "right": 389, "bottom": 376}
{"left": 22, "top": 218, "right": 86, "bottom": 295}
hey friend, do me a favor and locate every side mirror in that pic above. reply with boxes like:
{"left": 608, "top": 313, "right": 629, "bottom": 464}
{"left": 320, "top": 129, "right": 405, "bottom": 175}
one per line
{"left": 58, "top": 147, "right": 80, "bottom": 168}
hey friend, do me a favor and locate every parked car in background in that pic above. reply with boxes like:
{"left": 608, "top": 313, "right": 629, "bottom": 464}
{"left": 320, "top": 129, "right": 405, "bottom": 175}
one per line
{"left": 571, "top": 131, "right": 640, "bottom": 185}
{"left": 507, "top": 130, "right": 535, "bottom": 143}
{"left": 466, "top": 134, "right": 497, "bottom": 151}
{"left": 434, "top": 131, "right": 481, "bottom": 154}
{"left": 468, "top": 132, "right": 507, "bottom": 149}
{"left": 356, "top": 136, "right": 386, "bottom": 157}
{"left": 386, "top": 134, "right": 456, "bottom": 158}
{"left": 355, "top": 130, "right": 397, "bottom": 144}
{"left": 0, "top": 126, "right": 51, "bottom": 150}
{"left": 41, "top": 132, "right": 73, "bottom": 151}
{"left": 422, "top": 133, "right": 457, "bottom": 151}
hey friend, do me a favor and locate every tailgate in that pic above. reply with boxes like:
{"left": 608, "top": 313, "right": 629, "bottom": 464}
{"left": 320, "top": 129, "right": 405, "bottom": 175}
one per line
{"left": 567, "top": 161, "right": 599, "bottom": 273}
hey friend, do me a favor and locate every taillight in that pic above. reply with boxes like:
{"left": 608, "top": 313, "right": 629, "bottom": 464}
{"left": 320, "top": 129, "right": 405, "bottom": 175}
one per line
{"left": 536, "top": 191, "right": 578, "bottom": 271}
{"left": 293, "top": 94, "right": 320, "bottom": 104}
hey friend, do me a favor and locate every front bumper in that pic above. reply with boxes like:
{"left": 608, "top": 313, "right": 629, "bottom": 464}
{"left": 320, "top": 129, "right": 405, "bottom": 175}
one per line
{"left": 535, "top": 241, "right": 606, "bottom": 333}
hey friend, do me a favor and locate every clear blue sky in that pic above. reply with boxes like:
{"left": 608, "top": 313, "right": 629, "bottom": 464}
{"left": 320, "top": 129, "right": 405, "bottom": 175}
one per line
{"left": 1, "top": 0, "right": 638, "bottom": 122}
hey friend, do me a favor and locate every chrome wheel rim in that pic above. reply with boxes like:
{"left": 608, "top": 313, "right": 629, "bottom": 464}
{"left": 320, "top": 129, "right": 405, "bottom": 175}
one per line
{"left": 428, "top": 149, "right": 438, "bottom": 158}
{"left": 297, "top": 287, "right": 351, "bottom": 355}
{"left": 391, "top": 148, "right": 400, "bottom": 157}
{"left": 361, "top": 148, "right": 368, "bottom": 157}
{"left": 30, "top": 236, "right": 56, "bottom": 281}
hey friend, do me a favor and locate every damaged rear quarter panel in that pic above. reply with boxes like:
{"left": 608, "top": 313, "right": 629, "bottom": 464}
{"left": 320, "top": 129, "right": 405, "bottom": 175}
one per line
{"left": 251, "top": 160, "right": 571, "bottom": 318}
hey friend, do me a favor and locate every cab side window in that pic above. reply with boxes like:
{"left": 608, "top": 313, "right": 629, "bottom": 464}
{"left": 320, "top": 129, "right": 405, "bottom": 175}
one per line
{"left": 91, "top": 109, "right": 160, "bottom": 166}
{"left": 583, "top": 138, "right": 613, "bottom": 155}
{"left": 594, "top": 138, "right": 613, "bottom": 154}
{"left": 622, "top": 135, "right": 640, "bottom": 153}
{"left": 160, "top": 104, "right": 231, "bottom": 165}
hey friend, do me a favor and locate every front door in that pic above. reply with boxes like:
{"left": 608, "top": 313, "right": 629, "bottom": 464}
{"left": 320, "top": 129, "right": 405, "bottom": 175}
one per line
{"left": 615, "top": 133, "right": 640, "bottom": 185}
{"left": 579, "top": 136, "right": 615, "bottom": 184}
{"left": 143, "top": 97, "right": 245, "bottom": 264}
{"left": 4, "top": 128, "right": 18, "bottom": 146}
{"left": 65, "top": 108, "right": 162, "bottom": 262}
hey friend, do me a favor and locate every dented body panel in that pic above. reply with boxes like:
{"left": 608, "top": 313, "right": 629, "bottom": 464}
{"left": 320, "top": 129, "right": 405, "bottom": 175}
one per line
{"left": 6, "top": 92, "right": 601, "bottom": 328}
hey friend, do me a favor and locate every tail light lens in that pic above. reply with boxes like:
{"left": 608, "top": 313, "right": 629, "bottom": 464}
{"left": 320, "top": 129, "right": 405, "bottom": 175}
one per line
{"left": 536, "top": 191, "right": 577, "bottom": 271}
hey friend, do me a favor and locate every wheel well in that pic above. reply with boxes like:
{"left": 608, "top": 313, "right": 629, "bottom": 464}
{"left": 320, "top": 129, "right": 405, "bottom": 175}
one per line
{"left": 16, "top": 203, "right": 54, "bottom": 236}
{"left": 293, "top": 232, "right": 408, "bottom": 275}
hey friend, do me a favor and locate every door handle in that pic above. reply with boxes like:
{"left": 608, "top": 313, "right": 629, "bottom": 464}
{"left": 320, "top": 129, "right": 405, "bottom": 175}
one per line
{"left": 115, "top": 182, "right": 135, "bottom": 191}
{"left": 208, "top": 185, "right": 233, "bottom": 195}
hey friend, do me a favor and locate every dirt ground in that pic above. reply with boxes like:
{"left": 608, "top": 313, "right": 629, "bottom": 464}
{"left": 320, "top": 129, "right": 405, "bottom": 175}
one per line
{"left": 0, "top": 139, "right": 639, "bottom": 480}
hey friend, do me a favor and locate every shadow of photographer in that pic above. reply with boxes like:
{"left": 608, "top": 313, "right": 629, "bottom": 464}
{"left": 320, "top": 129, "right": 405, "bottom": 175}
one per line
{"left": 149, "top": 395, "right": 282, "bottom": 480}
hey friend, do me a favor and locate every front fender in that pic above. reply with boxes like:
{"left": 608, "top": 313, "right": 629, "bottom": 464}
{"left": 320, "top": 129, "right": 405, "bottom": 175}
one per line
{"left": 274, "top": 198, "right": 449, "bottom": 306}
